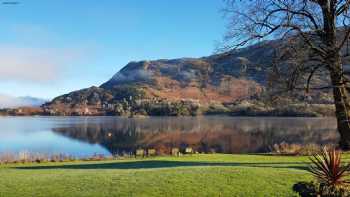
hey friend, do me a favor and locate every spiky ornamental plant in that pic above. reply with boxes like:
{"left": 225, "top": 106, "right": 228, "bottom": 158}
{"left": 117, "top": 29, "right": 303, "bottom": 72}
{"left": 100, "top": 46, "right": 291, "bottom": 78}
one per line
{"left": 309, "top": 147, "right": 350, "bottom": 195}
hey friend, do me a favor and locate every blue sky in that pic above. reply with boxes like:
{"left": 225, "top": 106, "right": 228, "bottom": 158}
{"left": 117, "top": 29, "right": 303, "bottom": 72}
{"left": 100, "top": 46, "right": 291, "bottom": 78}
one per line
{"left": 0, "top": 0, "right": 226, "bottom": 99}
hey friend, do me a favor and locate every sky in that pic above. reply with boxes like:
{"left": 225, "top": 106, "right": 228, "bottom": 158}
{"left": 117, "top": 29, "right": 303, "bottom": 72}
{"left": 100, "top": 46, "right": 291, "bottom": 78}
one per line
{"left": 0, "top": 0, "right": 226, "bottom": 99}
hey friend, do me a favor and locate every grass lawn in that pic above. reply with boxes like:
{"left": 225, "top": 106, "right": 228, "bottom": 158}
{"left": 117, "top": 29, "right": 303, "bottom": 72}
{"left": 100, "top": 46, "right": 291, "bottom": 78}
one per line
{"left": 0, "top": 154, "right": 330, "bottom": 197}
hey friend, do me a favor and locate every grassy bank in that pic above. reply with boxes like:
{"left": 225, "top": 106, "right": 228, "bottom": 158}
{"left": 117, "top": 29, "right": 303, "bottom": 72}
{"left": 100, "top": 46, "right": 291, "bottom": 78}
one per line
{"left": 0, "top": 154, "right": 333, "bottom": 197}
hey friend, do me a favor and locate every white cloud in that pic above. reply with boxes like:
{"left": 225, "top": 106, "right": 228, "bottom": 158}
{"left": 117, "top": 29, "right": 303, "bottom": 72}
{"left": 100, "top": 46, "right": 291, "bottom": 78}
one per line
{"left": 0, "top": 46, "right": 81, "bottom": 82}
{"left": 0, "top": 94, "right": 46, "bottom": 108}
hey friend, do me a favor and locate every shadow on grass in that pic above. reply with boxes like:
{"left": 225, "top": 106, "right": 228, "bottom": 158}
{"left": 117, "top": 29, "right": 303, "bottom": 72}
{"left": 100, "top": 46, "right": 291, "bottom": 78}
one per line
{"left": 13, "top": 160, "right": 310, "bottom": 171}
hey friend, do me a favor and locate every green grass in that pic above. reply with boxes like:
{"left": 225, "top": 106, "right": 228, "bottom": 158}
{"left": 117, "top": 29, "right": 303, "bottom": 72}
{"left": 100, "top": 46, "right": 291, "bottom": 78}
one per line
{"left": 0, "top": 154, "right": 328, "bottom": 197}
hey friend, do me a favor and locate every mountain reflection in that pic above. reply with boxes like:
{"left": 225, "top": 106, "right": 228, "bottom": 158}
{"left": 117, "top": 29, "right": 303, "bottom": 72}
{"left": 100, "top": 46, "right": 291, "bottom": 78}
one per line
{"left": 52, "top": 117, "right": 338, "bottom": 154}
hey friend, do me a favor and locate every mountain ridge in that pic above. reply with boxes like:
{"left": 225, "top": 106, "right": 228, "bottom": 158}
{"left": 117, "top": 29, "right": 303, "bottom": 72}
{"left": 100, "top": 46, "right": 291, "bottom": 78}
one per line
{"left": 43, "top": 40, "right": 334, "bottom": 116}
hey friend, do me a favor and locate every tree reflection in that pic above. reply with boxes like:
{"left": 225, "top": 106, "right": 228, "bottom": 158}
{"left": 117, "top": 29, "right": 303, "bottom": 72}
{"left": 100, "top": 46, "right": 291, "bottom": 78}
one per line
{"left": 52, "top": 117, "right": 338, "bottom": 154}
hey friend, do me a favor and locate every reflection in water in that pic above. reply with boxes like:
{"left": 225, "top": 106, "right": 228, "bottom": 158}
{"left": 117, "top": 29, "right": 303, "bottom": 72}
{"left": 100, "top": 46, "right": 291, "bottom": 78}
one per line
{"left": 52, "top": 117, "right": 338, "bottom": 154}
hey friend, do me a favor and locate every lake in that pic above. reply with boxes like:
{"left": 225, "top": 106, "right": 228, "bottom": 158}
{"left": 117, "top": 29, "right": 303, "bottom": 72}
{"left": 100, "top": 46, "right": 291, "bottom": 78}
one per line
{"left": 0, "top": 116, "right": 338, "bottom": 157}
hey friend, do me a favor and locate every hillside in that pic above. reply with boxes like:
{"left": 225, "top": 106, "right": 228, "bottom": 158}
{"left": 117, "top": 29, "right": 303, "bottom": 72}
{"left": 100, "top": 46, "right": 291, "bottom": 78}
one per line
{"left": 43, "top": 40, "right": 334, "bottom": 116}
{"left": 0, "top": 95, "right": 47, "bottom": 109}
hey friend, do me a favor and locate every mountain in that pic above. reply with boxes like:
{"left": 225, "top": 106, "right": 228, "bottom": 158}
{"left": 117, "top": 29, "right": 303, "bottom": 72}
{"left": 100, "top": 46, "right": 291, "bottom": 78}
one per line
{"left": 43, "top": 40, "right": 334, "bottom": 116}
{"left": 0, "top": 95, "right": 47, "bottom": 109}
{"left": 52, "top": 117, "right": 337, "bottom": 154}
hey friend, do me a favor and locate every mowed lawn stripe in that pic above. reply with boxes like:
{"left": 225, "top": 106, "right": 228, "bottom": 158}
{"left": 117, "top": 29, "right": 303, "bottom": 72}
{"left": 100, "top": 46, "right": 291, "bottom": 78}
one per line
{"left": 0, "top": 154, "right": 314, "bottom": 197}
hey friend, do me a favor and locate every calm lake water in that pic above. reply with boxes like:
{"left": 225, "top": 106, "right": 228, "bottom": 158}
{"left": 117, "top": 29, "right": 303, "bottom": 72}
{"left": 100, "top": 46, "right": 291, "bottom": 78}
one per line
{"left": 0, "top": 116, "right": 339, "bottom": 157}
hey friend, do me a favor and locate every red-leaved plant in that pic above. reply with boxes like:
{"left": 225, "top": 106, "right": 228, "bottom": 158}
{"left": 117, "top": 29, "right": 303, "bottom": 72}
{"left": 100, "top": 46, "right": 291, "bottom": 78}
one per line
{"left": 309, "top": 147, "right": 350, "bottom": 194}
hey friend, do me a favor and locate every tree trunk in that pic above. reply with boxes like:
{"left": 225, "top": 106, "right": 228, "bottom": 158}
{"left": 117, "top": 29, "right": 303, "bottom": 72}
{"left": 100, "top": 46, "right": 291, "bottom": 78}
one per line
{"left": 319, "top": 3, "right": 350, "bottom": 149}
{"left": 329, "top": 56, "right": 350, "bottom": 150}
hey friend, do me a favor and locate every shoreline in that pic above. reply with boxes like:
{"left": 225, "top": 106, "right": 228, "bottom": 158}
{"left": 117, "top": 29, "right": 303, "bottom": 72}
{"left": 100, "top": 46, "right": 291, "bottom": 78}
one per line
{"left": 0, "top": 113, "right": 335, "bottom": 118}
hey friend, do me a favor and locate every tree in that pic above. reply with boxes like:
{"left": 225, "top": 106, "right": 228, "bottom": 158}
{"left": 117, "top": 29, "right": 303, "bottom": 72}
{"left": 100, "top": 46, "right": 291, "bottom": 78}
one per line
{"left": 222, "top": 0, "right": 350, "bottom": 149}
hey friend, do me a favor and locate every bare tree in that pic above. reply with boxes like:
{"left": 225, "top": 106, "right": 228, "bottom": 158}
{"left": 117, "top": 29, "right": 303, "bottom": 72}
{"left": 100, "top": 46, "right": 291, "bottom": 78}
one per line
{"left": 222, "top": 0, "right": 350, "bottom": 149}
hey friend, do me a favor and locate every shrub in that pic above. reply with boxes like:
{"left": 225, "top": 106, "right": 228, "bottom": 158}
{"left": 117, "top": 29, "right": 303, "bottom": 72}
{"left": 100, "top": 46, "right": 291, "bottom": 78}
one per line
{"left": 298, "top": 144, "right": 322, "bottom": 156}
{"left": 292, "top": 182, "right": 318, "bottom": 197}
{"left": 309, "top": 147, "right": 350, "bottom": 189}
{"left": 294, "top": 147, "right": 350, "bottom": 196}
{"left": 270, "top": 142, "right": 323, "bottom": 156}
{"left": 0, "top": 152, "right": 77, "bottom": 164}
{"left": 271, "top": 142, "right": 302, "bottom": 155}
